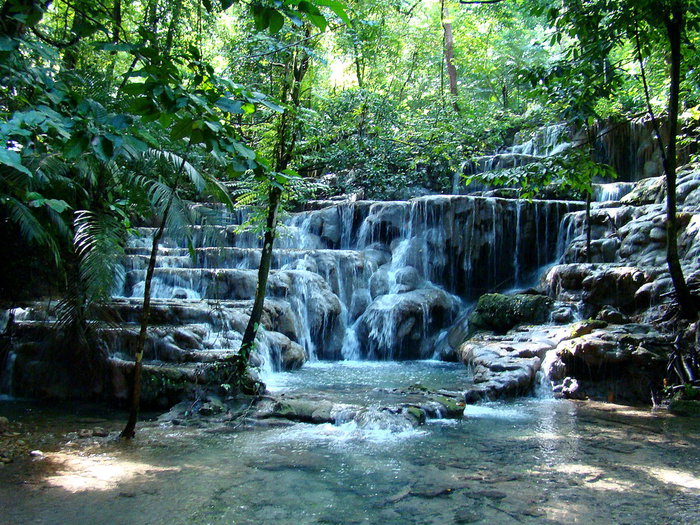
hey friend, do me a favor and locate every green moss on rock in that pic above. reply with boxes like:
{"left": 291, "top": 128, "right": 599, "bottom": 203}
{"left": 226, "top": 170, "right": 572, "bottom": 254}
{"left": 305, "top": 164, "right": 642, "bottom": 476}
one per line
{"left": 668, "top": 399, "right": 700, "bottom": 417}
{"left": 468, "top": 293, "right": 553, "bottom": 335}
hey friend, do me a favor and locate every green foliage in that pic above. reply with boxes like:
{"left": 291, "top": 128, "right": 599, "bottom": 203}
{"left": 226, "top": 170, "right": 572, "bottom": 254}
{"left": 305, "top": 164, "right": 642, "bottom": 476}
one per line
{"left": 465, "top": 146, "right": 617, "bottom": 200}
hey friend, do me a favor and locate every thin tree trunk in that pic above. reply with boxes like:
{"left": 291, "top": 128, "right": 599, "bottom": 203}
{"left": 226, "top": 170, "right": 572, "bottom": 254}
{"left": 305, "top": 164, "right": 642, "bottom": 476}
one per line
{"left": 61, "top": 9, "right": 83, "bottom": 70}
{"left": 585, "top": 192, "right": 592, "bottom": 263}
{"left": 119, "top": 207, "right": 167, "bottom": 438}
{"left": 164, "top": 0, "right": 183, "bottom": 56}
{"left": 121, "top": 154, "right": 187, "bottom": 439}
{"left": 441, "top": 2, "right": 459, "bottom": 113}
{"left": 235, "top": 186, "right": 282, "bottom": 385}
{"left": 664, "top": 5, "right": 696, "bottom": 318}
{"left": 234, "top": 39, "right": 311, "bottom": 386}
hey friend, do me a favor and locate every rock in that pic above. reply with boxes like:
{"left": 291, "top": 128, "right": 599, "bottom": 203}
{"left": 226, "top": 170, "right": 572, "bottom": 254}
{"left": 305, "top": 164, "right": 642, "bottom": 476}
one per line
{"left": 474, "top": 489, "right": 507, "bottom": 500}
{"left": 261, "top": 331, "right": 306, "bottom": 371}
{"left": 596, "top": 305, "right": 628, "bottom": 324}
{"left": 668, "top": 399, "right": 700, "bottom": 416}
{"left": 92, "top": 427, "right": 109, "bottom": 437}
{"left": 468, "top": 293, "right": 553, "bottom": 335}
{"left": 454, "top": 510, "right": 484, "bottom": 524}
{"left": 264, "top": 397, "right": 338, "bottom": 423}
{"left": 570, "top": 319, "right": 607, "bottom": 338}
{"left": 355, "top": 289, "right": 460, "bottom": 359}
{"left": 560, "top": 377, "right": 586, "bottom": 400}
{"left": 199, "top": 395, "right": 226, "bottom": 416}
{"left": 394, "top": 266, "right": 421, "bottom": 293}
{"left": 349, "top": 288, "right": 372, "bottom": 322}
{"left": 369, "top": 266, "right": 390, "bottom": 298}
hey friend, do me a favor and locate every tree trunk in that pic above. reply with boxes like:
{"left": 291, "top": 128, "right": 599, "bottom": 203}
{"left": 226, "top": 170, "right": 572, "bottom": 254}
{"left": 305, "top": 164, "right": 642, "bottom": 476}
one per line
{"left": 121, "top": 153, "right": 187, "bottom": 438}
{"left": 235, "top": 185, "right": 282, "bottom": 385}
{"left": 164, "top": 0, "right": 183, "bottom": 56}
{"left": 441, "top": 2, "right": 459, "bottom": 112}
{"left": 585, "top": 192, "right": 592, "bottom": 263}
{"left": 664, "top": 5, "right": 697, "bottom": 319}
{"left": 234, "top": 41, "right": 311, "bottom": 385}
{"left": 120, "top": 203, "right": 170, "bottom": 438}
{"left": 61, "top": 9, "right": 83, "bottom": 70}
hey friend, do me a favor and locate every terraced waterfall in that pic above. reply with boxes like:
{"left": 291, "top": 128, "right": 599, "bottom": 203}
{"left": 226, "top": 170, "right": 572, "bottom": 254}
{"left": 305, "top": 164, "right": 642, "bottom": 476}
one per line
{"left": 101, "top": 195, "right": 578, "bottom": 397}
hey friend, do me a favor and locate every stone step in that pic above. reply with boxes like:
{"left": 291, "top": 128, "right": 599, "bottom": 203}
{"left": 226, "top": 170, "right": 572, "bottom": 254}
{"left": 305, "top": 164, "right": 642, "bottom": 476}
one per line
{"left": 123, "top": 247, "right": 369, "bottom": 273}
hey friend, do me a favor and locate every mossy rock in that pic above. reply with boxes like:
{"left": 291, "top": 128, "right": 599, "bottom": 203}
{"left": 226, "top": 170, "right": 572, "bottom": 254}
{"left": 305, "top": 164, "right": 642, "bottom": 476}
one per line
{"left": 571, "top": 319, "right": 608, "bottom": 338}
{"left": 468, "top": 293, "right": 553, "bottom": 335}
{"left": 406, "top": 406, "right": 426, "bottom": 424}
{"left": 668, "top": 399, "right": 700, "bottom": 417}
{"left": 139, "top": 366, "right": 194, "bottom": 408}
{"left": 434, "top": 396, "right": 465, "bottom": 418}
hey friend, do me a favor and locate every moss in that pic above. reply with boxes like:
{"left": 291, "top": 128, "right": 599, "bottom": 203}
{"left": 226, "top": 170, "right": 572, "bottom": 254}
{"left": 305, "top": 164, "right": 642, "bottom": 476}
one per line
{"left": 468, "top": 293, "right": 553, "bottom": 335}
{"left": 571, "top": 319, "right": 608, "bottom": 338}
{"left": 668, "top": 399, "right": 700, "bottom": 417}
{"left": 406, "top": 406, "right": 426, "bottom": 424}
{"left": 434, "top": 396, "right": 465, "bottom": 418}
{"left": 139, "top": 367, "right": 192, "bottom": 407}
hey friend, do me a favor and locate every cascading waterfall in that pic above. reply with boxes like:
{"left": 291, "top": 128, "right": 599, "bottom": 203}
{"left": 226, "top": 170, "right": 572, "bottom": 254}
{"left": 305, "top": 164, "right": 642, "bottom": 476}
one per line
{"left": 116, "top": 195, "right": 580, "bottom": 372}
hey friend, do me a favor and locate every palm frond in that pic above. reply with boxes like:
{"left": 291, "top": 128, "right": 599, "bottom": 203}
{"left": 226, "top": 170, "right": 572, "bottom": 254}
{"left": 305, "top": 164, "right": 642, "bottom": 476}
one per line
{"left": 145, "top": 149, "right": 207, "bottom": 193}
{"left": 73, "top": 209, "right": 127, "bottom": 301}
{"left": 5, "top": 197, "right": 61, "bottom": 265}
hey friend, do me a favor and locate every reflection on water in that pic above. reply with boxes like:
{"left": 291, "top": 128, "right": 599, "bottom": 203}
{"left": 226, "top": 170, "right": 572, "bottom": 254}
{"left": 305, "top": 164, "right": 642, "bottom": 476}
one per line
{"left": 1, "top": 363, "right": 700, "bottom": 525}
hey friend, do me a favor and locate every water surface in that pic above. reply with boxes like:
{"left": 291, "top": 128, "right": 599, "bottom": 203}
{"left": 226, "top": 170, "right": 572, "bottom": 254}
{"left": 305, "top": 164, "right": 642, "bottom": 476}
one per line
{"left": 1, "top": 362, "right": 699, "bottom": 525}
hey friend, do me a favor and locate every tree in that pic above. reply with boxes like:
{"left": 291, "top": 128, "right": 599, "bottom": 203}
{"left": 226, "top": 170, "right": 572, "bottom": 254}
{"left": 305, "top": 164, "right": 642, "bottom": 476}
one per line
{"left": 536, "top": 0, "right": 699, "bottom": 318}
{"left": 441, "top": 0, "right": 459, "bottom": 112}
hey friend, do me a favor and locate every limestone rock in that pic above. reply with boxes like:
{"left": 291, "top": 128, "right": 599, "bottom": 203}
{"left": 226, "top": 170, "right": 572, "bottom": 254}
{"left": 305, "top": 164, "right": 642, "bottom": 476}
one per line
{"left": 355, "top": 288, "right": 460, "bottom": 359}
{"left": 468, "top": 293, "right": 553, "bottom": 335}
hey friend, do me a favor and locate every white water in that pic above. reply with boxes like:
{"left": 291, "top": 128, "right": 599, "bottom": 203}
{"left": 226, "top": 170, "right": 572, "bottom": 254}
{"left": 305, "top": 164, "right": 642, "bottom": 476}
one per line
{"left": 117, "top": 196, "right": 579, "bottom": 369}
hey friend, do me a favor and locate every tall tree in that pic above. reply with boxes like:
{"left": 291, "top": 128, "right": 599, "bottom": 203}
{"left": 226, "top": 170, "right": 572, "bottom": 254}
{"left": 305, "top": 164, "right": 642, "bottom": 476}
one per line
{"left": 441, "top": 0, "right": 459, "bottom": 112}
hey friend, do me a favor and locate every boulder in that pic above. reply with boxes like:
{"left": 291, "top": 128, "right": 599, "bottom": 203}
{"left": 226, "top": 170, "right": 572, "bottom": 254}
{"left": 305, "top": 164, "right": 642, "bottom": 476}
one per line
{"left": 261, "top": 331, "right": 306, "bottom": 371}
{"left": 355, "top": 289, "right": 459, "bottom": 359}
{"left": 468, "top": 293, "right": 553, "bottom": 335}
{"left": 394, "top": 266, "right": 422, "bottom": 293}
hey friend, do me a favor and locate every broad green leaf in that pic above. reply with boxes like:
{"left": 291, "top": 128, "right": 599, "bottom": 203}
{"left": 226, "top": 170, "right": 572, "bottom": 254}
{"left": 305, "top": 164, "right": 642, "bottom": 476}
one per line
{"left": 307, "top": 14, "right": 327, "bottom": 31}
{"left": 268, "top": 9, "right": 284, "bottom": 33}
{"left": 260, "top": 99, "right": 284, "bottom": 112}
{"left": 0, "top": 149, "right": 32, "bottom": 176}
{"left": 170, "top": 118, "right": 194, "bottom": 140}
{"left": 215, "top": 98, "right": 244, "bottom": 114}
{"left": 44, "top": 199, "right": 71, "bottom": 213}
{"left": 315, "top": 0, "right": 350, "bottom": 24}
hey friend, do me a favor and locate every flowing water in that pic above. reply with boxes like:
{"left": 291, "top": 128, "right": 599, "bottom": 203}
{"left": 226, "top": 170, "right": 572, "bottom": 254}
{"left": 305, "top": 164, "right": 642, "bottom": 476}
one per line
{"left": 2, "top": 372, "right": 699, "bottom": 525}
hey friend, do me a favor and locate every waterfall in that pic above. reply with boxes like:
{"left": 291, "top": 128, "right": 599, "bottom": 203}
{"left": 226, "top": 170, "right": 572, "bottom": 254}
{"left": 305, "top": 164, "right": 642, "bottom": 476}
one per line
{"left": 593, "top": 182, "right": 635, "bottom": 202}
{"left": 454, "top": 124, "right": 572, "bottom": 194}
{"left": 110, "top": 195, "right": 583, "bottom": 368}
